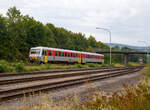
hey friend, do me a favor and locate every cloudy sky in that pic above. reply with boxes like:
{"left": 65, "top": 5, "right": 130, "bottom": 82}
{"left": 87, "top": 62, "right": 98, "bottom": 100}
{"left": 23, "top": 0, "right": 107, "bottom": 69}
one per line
{"left": 0, "top": 0, "right": 150, "bottom": 46}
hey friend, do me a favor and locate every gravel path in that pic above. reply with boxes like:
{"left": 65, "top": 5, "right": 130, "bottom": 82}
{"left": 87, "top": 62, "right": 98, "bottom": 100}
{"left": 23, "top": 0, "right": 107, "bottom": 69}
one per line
{"left": 0, "top": 71, "right": 143, "bottom": 109}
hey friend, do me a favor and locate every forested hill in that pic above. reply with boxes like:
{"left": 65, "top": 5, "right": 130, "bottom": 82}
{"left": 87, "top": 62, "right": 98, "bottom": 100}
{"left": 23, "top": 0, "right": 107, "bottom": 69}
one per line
{"left": 0, "top": 7, "right": 109, "bottom": 61}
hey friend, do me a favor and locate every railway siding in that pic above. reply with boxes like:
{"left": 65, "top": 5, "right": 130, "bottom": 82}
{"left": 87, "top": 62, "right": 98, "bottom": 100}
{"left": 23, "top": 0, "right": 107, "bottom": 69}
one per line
{"left": 0, "top": 68, "right": 128, "bottom": 85}
{"left": 0, "top": 66, "right": 144, "bottom": 102}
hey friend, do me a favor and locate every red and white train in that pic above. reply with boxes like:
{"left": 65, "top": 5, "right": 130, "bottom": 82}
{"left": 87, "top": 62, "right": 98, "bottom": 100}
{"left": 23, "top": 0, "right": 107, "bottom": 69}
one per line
{"left": 29, "top": 46, "right": 104, "bottom": 64}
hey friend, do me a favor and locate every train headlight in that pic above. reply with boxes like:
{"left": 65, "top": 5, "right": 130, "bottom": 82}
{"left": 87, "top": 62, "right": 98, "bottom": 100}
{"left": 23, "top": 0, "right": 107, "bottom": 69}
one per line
{"left": 29, "top": 56, "right": 40, "bottom": 61}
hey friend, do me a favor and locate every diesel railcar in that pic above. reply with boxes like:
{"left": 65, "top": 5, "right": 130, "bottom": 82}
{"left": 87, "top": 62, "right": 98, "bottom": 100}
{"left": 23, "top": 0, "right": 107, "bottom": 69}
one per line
{"left": 29, "top": 46, "right": 104, "bottom": 64}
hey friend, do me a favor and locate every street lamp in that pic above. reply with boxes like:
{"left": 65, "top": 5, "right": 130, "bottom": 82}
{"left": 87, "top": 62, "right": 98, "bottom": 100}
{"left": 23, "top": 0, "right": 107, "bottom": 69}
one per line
{"left": 96, "top": 27, "right": 112, "bottom": 66}
{"left": 138, "top": 41, "right": 149, "bottom": 63}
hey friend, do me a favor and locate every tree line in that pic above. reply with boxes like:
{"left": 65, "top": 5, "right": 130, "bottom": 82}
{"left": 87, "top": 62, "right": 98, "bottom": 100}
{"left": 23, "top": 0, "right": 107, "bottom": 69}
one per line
{"left": 0, "top": 7, "right": 145, "bottom": 63}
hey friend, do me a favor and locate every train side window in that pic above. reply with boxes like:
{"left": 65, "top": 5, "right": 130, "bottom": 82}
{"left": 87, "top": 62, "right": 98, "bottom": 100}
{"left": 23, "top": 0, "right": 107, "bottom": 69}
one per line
{"left": 71, "top": 53, "right": 73, "bottom": 57}
{"left": 59, "top": 52, "right": 61, "bottom": 56}
{"left": 68, "top": 53, "right": 70, "bottom": 57}
{"left": 55, "top": 51, "right": 57, "bottom": 56}
{"left": 62, "top": 52, "right": 64, "bottom": 56}
{"left": 73, "top": 53, "right": 75, "bottom": 57}
{"left": 42, "top": 50, "right": 46, "bottom": 56}
{"left": 70, "top": 53, "right": 72, "bottom": 57}
{"left": 49, "top": 50, "right": 51, "bottom": 56}
{"left": 42, "top": 50, "right": 44, "bottom": 55}
{"left": 56, "top": 51, "right": 58, "bottom": 56}
{"left": 65, "top": 52, "right": 67, "bottom": 57}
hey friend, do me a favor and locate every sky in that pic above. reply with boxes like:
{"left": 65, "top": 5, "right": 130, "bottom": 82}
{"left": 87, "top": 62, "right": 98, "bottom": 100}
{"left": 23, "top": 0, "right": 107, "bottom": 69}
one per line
{"left": 0, "top": 0, "right": 150, "bottom": 46}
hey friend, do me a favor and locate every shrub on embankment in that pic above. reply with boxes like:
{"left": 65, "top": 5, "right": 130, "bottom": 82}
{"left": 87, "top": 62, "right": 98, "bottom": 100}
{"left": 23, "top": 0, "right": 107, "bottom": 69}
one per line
{"left": 0, "top": 60, "right": 106, "bottom": 73}
{"left": 0, "top": 60, "right": 10, "bottom": 72}
{"left": 0, "top": 60, "right": 25, "bottom": 73}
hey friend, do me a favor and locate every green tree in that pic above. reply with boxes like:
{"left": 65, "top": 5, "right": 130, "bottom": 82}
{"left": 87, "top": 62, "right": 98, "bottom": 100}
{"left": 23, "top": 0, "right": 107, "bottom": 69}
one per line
{"left": 6, "top": 6, "right": 24, "bottom": 60}
{"left": 44, "top": 24, "right": 57, "bottom": 47}
{"left": 0, "top": 15, "right": 11, "bottom": 59}
{"left": 88, "top": 36, "right": 97, "bottom": 48}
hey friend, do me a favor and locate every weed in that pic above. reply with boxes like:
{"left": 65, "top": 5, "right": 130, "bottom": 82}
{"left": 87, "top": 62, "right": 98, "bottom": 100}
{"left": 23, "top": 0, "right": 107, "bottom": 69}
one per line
{"left": 0, "top": 60, "right": 10, "bottom": 72}
{"left": 87, "top": 63, "right": 97, "bottom": 67}
{"left": 14, "top": 62, "right": 25, "bottom": 72}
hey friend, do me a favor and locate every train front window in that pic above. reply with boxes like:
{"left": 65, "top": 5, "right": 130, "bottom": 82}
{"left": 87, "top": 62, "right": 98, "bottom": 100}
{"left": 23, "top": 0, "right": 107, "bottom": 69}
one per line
{"left": 30, "top": 49, "right": 40, "bottom": 55}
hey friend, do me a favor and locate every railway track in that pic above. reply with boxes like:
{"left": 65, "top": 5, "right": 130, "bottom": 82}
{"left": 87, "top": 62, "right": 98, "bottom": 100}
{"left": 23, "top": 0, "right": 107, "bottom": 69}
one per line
{"left": 0, "top": 66, "right": 144, "bottom": 102}
{"left": 0, "top": 67, "right": 110, "bottom": 77}
{"left": 0, "top": 67, "right": 129, "bottom": 85}
{"left": 0, "top": 67, "right": 125, "bottom": 77}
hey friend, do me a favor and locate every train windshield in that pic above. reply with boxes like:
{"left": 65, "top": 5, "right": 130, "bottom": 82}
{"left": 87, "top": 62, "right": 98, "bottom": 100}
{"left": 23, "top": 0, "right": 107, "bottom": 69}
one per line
{"left": 30, "top": 49, "right": 41, "bottom": 55}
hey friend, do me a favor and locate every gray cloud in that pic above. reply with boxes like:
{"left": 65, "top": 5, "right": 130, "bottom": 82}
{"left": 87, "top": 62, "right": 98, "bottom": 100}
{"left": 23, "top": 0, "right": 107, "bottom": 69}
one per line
{"left": 0, "top": 0, "right": 150, "bottom": 46}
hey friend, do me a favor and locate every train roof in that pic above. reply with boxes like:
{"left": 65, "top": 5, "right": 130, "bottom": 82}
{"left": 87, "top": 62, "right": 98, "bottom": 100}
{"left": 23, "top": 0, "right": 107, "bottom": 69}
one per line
{"left": 31, "top": 46, "right": 104, "bottom": 56}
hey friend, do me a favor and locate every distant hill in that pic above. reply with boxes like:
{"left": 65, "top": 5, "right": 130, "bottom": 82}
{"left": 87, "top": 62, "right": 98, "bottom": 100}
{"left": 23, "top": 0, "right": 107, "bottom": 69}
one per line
{"left": 105, "top": 43, "right": 150, "bottom": 52}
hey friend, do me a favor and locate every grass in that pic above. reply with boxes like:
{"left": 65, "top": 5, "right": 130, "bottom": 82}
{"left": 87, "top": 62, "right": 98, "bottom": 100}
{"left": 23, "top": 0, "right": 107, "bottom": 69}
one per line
{"left": 0, "top": 60, "right": 108, "bottom": 73}
{"left": 128, "top": 62, "right": 143, "bottom": 66}
{"left": 114, "top": 63, "right": 125, "bottom": 67}
{"left": 0, "top": 59, "right": 144, "bottom": 74}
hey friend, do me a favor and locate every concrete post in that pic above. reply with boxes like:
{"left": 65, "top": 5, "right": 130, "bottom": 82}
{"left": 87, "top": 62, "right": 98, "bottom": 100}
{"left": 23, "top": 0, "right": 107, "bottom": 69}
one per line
{"left": 124, "top": 54, "right": 129, "bottom": 67}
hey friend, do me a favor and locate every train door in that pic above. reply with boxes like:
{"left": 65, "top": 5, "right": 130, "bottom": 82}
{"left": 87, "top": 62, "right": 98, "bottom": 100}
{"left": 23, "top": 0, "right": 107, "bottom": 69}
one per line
{"left": 78, "top": 53, "right": 81, "bottom": 63}
{"left": 52, "top": 50, "right": 55, "bottom": 61}
{"left": 84, "top": 54, "right": 86, "bottom": 63}
{"left": 44, "top": 50, "right": 49, "bottom": 63}
{"left": 41, "top": 49, "right": 47, "bottom": 63}
{"left": 82, "top": 54, "right": 86, "bottom": 64}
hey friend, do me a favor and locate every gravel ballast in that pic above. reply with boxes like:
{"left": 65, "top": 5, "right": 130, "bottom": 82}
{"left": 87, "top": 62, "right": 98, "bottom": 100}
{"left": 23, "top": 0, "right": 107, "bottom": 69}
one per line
{"left": 0, "top": 71, "right": 143, "bottom": 108}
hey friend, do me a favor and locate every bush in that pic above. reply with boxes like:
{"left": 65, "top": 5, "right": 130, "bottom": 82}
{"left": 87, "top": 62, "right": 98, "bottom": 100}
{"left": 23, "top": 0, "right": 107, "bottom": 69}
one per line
{"left": 100, "top": 64, "right": 108, "bottom": 67}
{"left": 45, "top": 64, "right": 51, "bottom": 69}
{"left": 87, "top": 63, "right": 97, "bottom": 67}
{"left": 74, "top": 64, "right": 84, "bottom": 68}
{"left": 141, "top": 66, "right": 150, "bottom": 77}
{"left": 0, "top": 60, "right": 10, "bottom": 72}
{"left": 114, "top": 63, "right": 124, "bottom": 67}
{"left": 128, "top": 62, "right": 141, "bottom": 66}
{"left": 14, "top": 62, "right": 25, "bottom": 72}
